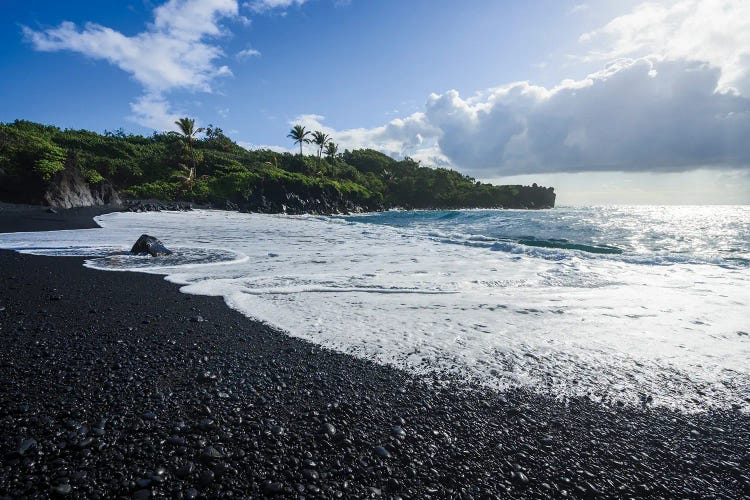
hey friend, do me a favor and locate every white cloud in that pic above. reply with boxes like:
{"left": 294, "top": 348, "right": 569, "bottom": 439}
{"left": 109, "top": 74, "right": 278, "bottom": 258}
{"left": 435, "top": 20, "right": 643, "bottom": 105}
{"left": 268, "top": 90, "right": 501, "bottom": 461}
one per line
{"left": 23, "top": 0, "right": 240, "bottom": 130}
{"left": 129, "top": 94, "right": 182, "bottom": 130}
{"left": 236, "top": 47, "right": 262, "bottom": 59}
{"left": 152, "top": 0, "right": 238, "bottom": 42}
{"left": 245, "top": 0, "right": 309, "bottom": 13}
{"left": 579, "top": 0, "right": 750, "bottom": 95}
{"left": 290, "top": 112, "right": 443, "bottom": 161}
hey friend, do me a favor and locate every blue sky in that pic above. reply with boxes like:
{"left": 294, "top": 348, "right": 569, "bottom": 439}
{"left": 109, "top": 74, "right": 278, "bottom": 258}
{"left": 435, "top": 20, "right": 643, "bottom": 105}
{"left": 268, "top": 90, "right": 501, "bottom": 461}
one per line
{"left": 2, "top": 0, "right": 750, "bottom": 204}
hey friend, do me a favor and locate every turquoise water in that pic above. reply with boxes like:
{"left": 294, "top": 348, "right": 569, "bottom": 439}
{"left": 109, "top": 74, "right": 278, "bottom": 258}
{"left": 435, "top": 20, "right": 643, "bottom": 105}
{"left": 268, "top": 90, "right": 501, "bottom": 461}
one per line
{"left": 345, "top": 206, "right": 750, "bottom": 267}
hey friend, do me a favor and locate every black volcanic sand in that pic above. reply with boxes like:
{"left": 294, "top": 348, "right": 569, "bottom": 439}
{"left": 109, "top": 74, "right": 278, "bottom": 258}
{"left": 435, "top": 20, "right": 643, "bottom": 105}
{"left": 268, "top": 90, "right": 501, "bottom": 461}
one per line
{"left": 0, "top": 204, "right": 115, "bottom": 233}
{"left": 0, "top": 211, "right": 749, "bottom": 499}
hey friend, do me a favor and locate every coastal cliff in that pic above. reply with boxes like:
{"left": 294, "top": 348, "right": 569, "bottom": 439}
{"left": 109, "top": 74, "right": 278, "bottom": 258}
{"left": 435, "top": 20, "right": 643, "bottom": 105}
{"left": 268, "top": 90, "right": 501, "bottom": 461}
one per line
{"left": 43, "top": 166, "right": 121, "bottom": 209}
{"left": 0, "top": 163, "right": 120, "bottom": 210}
{"left": 0, "top": 120, "right": 554, "bottom": 212}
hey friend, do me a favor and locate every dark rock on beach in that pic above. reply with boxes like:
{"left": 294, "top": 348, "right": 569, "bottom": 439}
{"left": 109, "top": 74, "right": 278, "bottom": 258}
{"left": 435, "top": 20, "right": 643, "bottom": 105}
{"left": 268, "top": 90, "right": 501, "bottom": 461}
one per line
{"left": 0, "top": 209, "right": 749, "bottom": 498}
{"left": 130, "top": 234, "right": 172, "bottom": 257}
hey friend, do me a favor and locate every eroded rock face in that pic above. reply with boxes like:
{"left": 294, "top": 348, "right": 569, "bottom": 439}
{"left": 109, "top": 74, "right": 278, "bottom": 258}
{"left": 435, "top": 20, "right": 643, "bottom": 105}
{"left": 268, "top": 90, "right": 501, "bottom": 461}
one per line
{"left": 242, "top": 182, "right": 378, "bottom": 215}
{"left": 93, "top": 181, "right": 121, "bottom": 206}
{"left": 130, "top": 235, "right": 172, "bottom": 257}
{"left": 123, "top": 201, "right": 192, "bottom": 212}
{"left": 43, "top": 167, "right": 121, "bottom": 209}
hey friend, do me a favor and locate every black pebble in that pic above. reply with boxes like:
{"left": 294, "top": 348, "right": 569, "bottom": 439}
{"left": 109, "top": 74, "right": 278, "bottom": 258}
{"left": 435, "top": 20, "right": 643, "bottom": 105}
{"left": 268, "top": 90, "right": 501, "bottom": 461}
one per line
{"left": 374, "top": 446, "right": 392, "bottom": 458}
{"left": 302, "top": 469, "right": 319, "bottom": 481}
{"left": 175, "top": 462, "right": 194, "bottom": 479}
{"left": 50, "top": 484, "right": 71, "bottom": 497}
{"left": 264, "top": 481, "right": 284, "bottom": 496}
{"left": 198, "top": 469, "right": 215, "bottom": 487}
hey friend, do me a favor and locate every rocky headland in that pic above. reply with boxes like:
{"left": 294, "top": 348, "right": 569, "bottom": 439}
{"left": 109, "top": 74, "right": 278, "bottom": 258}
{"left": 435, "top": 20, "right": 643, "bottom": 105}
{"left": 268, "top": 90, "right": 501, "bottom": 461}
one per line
{"left": 0, "top": 120, "right": 555, "bottom": 215}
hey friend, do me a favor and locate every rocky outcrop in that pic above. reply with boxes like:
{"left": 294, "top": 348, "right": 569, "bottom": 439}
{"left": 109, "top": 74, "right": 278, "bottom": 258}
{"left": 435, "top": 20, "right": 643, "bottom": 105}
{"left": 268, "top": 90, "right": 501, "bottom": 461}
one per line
{"left": 240, "top": 182, "right": 381, "bottom": 215}
{"left": 43, "top": 167, "right": 121, "bottom": 209}
{"left": 123, "top": 200, "right": 192, "bottom": 213}
{"left": 513, "top": 184, "right": 556, "bottom": 209}
{"left": 131, "top": 235, "right": 172, "bottom": 257}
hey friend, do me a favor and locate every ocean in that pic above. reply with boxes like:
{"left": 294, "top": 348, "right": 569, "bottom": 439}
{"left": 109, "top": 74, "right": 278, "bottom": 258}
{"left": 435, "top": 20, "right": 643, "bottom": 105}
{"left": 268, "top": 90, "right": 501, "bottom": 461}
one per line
{"left": 1, "top": 206, "right": 748, "bottom": 411}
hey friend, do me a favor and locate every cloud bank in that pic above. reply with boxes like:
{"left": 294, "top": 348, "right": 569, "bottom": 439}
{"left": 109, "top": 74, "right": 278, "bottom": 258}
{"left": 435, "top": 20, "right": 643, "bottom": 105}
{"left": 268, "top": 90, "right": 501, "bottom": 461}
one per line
{"left": 433, "top": 57, "right": 750, "bottom": 175}
{"left": 290, "top": 0, "right": 750, "bottom": 176}
{"left": 293, "top": 57, "right": 750, "bottom": 176}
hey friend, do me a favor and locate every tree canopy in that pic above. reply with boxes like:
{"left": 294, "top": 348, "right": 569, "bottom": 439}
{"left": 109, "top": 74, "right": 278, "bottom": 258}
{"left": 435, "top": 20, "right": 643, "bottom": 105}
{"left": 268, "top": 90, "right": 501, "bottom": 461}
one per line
{"left": 0, "top": 119, "right": 555, "bottom": 210}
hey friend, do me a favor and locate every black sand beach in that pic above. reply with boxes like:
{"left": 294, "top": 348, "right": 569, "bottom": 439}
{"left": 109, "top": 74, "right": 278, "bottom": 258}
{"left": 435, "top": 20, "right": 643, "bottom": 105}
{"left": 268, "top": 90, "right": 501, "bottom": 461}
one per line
{"left": 0, "top": 207, "right": 749, "bottom": 499}
{"left": 0, "top": 204, "right": 115, "bottom": 233}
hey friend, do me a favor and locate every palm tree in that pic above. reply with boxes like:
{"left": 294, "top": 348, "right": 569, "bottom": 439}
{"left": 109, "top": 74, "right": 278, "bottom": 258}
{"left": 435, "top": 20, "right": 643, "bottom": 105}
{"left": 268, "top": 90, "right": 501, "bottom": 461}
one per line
{"left": 174, "top": 117, "right": 204, "bottom": 180}
{"left": 324, "top": 141, "right": 338, "bottom": 159}
{"left": 310, "top": 130, "right": 330, "bottom": 163}
{"left": 287, "top": 125, "right": 311, "bottom": 156}
{"left": 172, "top": 162, "right": 197, "bottom": 192}
{"left": 175, "top": 117, "right": 203, "bottom": 143}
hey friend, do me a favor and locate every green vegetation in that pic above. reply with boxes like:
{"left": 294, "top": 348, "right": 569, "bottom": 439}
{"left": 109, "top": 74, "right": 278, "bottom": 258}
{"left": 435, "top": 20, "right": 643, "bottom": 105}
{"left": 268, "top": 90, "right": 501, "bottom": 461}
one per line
{"left": 0, "top": 119, "right": 555, "bottom": 211}
{"left": 325, "top": 141, "right": 339, "bottom": 159}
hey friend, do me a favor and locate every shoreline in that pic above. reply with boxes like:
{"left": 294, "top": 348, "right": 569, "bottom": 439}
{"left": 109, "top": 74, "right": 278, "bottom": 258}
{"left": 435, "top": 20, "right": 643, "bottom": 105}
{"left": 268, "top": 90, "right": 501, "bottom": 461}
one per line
{"left": 0, "top": 203, "right": 118, "bottom": 233}
{"left": 1, "top": 205, "right": 749, "bottom": 498}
